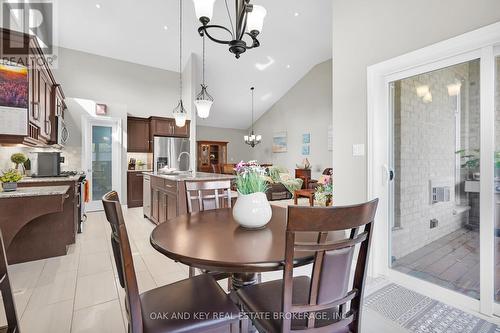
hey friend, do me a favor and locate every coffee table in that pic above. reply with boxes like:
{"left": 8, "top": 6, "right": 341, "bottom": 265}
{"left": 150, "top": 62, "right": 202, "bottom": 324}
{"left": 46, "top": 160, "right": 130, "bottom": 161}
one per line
{"left": 294, "top": 189, "right": 315, "bottom": 206}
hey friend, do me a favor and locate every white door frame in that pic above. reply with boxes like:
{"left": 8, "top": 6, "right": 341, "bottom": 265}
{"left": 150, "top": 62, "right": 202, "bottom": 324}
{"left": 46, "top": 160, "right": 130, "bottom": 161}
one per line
{"left": 367, "top": 21, "right": 500, "bottom": 318}
{"left": 82, "top": 115, "right": 122, "bottom": 212}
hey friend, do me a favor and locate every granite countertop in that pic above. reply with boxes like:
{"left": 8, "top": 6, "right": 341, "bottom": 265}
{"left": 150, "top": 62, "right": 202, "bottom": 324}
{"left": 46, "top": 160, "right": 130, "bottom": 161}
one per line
{"left": 19, "top": 175, "right": 82, "bottom": 183}
{"left": 0, "top": 185, "right": 70, "bottom": 199}
{"left": 145, "top": 171, "right": 235, "bottom": 182}
{"left": 128, "top": 169, "right": 153, "bottom": 173}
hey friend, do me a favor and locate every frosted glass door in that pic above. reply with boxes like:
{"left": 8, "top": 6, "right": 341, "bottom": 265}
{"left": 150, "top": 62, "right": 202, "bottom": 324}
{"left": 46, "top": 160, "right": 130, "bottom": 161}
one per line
{"left": 92, "top": 125, "right": 113, "bottom": 200}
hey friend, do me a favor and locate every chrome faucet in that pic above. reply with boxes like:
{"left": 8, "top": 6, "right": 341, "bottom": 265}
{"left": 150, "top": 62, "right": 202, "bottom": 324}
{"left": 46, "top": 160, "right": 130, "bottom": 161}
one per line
{"left": 177, "top": 152, "right": 192, "bottom": 172}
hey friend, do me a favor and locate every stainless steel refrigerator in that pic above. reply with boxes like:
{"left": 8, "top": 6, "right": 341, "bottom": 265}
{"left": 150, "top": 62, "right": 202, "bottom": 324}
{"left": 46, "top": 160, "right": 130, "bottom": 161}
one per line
{"left": 153, "top": 137, "right": 190, "bottom": 172}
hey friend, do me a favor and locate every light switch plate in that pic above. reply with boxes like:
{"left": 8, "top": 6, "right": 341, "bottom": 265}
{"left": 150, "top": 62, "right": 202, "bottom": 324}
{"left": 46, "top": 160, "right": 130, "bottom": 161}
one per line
{"left": 353, "top": 144, "right": 365, "bottom": 156}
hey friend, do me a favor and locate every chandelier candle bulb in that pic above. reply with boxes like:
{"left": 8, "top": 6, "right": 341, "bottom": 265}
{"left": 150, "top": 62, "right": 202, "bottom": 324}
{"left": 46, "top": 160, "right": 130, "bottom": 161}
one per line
{"left": 246, "top": 5, "right": 267, "bottom": 34}
{"left": 193, "top": 0, "right": 216, "bottom": 23}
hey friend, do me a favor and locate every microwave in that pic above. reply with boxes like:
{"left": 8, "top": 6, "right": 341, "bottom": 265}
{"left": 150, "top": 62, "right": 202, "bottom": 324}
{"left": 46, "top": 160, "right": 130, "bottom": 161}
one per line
{"left": 30, "top": 152, "right": 63, "bottom": 177}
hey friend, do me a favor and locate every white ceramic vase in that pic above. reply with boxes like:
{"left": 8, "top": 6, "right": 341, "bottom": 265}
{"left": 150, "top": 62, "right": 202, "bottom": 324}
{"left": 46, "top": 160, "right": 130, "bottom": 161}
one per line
{"left": 232, "top": 191, "right": 272, "bottom": 229}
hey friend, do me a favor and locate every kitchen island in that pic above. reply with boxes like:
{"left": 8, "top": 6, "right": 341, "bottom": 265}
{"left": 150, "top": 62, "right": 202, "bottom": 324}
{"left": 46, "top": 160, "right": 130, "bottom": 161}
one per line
{"left": 144, "top": 172, "right": 236, "bottom": 224}
{"left": 0, "top": 185, "right": 73, "bottom": 264}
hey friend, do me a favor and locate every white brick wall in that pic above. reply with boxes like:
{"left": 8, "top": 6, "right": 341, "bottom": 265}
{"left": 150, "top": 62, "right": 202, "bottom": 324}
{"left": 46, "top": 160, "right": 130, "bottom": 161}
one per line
{"left": 392, "top": 61, "right": 479, "bottom": 259}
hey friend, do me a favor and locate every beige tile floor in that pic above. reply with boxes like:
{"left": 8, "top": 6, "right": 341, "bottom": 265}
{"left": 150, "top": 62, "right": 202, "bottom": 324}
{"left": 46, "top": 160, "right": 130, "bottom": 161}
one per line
{"left": 1, "top": 206, "right": 405, "bottom": 333}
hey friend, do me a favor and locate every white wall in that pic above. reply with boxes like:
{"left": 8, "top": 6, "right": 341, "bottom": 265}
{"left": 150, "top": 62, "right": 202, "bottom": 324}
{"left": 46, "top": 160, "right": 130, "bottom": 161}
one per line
{"left": 196, "top": 125, "right": 254, "bottom": 163}
{"left": 332, "top": 0, "right": 500, "bottom": 205}
{"left": 250, "top": 60, "right": 332, "bottom": 179}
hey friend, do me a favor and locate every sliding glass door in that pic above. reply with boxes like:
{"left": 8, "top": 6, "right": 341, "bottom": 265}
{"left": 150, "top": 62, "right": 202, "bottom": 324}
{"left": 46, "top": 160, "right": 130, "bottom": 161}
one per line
{"left": 368, "top": 25, "right": 500, "bottom": 316}
{"left": 390, "top": 60, "right": 482, "bottom": 299}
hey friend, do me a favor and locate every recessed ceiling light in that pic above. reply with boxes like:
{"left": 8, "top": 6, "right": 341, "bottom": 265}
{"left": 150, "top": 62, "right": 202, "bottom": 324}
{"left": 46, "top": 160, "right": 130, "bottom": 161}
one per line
{"left": 163, "top": 25, "right": 168, "bottom": 30}
{"left": 95, "top": 3, "right": 101, "bottom": 9}
{"left": 294, "top": 12, "right": 299, "bottom": 17}
{"left": 286, "top": 64, "right": 291, "bottom": 69}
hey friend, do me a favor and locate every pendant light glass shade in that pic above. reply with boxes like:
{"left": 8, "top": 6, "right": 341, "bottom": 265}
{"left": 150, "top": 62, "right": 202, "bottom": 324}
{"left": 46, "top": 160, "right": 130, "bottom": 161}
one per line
{"left": 194, "top": 93, "right": 213, "bottom": 118}
{"left": 246, "top": 5, "right": 267, "bottom": 34}
{"left": 195, "top": 34, "right": 214, "bottom": 119}
{"left": 173, "top": 0, "right": 187, "bottom": 127}
{"left": 173, "top": 100, "right": 187, "bottom": 127}
{"left": 193, "top": 0, "right": 216, "bottom": 22}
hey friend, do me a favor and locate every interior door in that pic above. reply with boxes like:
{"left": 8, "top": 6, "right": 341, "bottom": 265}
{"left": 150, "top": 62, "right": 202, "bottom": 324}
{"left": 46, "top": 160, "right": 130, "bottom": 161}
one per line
{"left": 84, "top": 117, "right": 121, "bottom": 212}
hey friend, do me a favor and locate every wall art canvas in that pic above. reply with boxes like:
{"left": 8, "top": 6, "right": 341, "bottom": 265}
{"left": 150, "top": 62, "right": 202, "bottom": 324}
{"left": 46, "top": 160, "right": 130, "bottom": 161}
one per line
{"left": 272, "top": 131, "right": 287, "bottom": 153}
{"left": 0, "top": 63, "right": 28, "bottom": 109}
{"left": 302, "top": 145, "right": 310, "bottom": 155}
{"left": 302, "top": 133, "right": 310, "bottom": 144}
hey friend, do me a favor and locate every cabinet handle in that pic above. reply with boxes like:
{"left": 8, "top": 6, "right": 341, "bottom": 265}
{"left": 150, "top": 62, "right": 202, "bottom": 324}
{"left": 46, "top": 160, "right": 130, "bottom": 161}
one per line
{"left": 136, "top": 174, "right": 143, "bottom": 177}
{"left": 45, "top": 120, "right": 52, "bottom": 135}
{"left": 33, "top": 102, "right": 40, "bottom": 120}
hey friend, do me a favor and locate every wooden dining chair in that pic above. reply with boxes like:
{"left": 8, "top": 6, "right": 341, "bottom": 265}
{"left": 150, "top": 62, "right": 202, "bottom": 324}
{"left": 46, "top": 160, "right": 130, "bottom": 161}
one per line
{"left": 185, "top": 180, "right": 236, "bottom": 280}
{"left": 0, "top": 230, "right": 19, "bottom": 333}
{"left": 237, "top": 199, "right": 379, "bottom": 333}
{"left": 102, "top": 191, "right": 240, "bottom": 333}
{"left": 185, "top": 179, "right": 233, "bottom": 213}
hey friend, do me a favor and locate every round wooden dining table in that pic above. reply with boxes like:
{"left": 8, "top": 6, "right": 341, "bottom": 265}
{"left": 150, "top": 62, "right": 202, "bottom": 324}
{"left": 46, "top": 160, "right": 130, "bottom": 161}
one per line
{"left": 150, "top": 205, "right": 342, "bottom": 289}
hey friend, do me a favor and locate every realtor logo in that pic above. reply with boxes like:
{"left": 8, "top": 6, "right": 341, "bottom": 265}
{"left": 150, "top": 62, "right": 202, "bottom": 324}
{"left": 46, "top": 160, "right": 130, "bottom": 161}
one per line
{"left": 1, "top": 0, "right": 58, "bottom": 68}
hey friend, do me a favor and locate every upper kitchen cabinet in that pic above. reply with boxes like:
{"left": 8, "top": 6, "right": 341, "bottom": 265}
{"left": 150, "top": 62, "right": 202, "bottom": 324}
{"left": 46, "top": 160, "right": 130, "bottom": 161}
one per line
{"left": 0, "top": 28, "right": 64, "bottom": 147}
{"left": 149, "top": 117, "right": 190, "bottom": 138}
{"left": 127, "top": 117, "right": 151, "bottom": 152}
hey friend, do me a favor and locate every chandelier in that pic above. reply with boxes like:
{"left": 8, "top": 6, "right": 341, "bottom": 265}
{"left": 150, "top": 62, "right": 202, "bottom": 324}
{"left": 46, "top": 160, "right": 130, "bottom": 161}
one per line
{"left": 244, "top": 87, "right": 261, "bottom": 147}
{"left": 194, "top": 35, "right": 214, "bottom": 119}
{"left": 192, "top": 0, "right": 267, "bottom": 59}
{"left": 172, "top": 0, "right": 187, "bottom": 127}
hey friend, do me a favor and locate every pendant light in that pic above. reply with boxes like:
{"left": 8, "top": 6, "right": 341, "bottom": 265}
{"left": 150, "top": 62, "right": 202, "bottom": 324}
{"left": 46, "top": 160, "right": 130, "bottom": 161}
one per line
{"left": 173, "top": 0, "right": 187, "bottom": 127}
{"left": 193, "top": 0, "right": 267, "bottom": 59}
{"left": 244, "top": 87, "right": 262, "bottom": 147}
{"left": 194, "top": 35, "right": 214, "bottom": 119}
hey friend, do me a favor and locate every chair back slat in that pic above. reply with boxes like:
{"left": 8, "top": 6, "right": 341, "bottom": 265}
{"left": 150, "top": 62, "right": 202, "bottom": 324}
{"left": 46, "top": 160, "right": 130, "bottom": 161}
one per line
{"left": 282, "top": 199, "right": 378, "bottom": 333}
{"left": 185, "top": 180, "right": 232, "bottom": 213}
{"left": 102, "top": 191, "right": 143, "bottom": 333}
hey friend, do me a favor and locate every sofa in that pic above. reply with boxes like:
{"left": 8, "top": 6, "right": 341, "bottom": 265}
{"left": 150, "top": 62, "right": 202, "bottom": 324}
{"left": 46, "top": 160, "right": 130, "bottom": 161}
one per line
{"left": 266, "top": 183, "right": 293, "bottom": 201}
{"left": 264, "top": 166, "right": 303, "bottom": 201}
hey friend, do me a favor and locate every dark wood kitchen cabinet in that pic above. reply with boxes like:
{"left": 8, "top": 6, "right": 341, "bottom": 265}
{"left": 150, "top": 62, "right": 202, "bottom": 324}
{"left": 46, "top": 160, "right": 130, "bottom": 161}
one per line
{"left": 0, "top": 28, "right": 65, "bottom": 147}
{"left": 127, "top": 117, "right": 151, "bottom": 152}
{"left": 149, "top": 117, "right": 190, "bottom": 138}
{"left": 149, "top": 176, "right": 183, "bottom": 225}
{"left": 127, "top": 171, "right": 144, "bottom": 208}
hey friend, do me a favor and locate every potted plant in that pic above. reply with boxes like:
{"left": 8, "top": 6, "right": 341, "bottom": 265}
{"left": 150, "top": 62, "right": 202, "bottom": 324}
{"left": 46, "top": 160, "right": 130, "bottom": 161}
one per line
{"left": 456, "top": 149, "right": 480, "bottom": 180}
{"left": 232, "top": 161, "right": 272, "bottom": 229}
{"left": 11, "top": 153, "right": 27, "bottom": 174}
{"left": 0, "top": 169, "right": 23, "bottom": 192}
{"left": 314, "top": 171, "right": 333, "bottom": 206}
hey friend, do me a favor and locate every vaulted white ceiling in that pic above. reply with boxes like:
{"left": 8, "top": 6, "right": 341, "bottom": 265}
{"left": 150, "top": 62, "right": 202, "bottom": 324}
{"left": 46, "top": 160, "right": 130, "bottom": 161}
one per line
{"left": 57, "top": 0, "right": 332, "bottom": 129}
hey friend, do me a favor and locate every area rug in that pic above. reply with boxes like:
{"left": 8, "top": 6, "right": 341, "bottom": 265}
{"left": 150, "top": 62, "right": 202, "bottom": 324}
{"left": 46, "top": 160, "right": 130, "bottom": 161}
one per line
{"left": 365, "top": 283, "right": 499, "bottom": 333}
